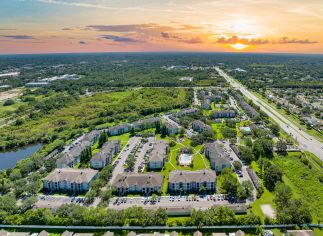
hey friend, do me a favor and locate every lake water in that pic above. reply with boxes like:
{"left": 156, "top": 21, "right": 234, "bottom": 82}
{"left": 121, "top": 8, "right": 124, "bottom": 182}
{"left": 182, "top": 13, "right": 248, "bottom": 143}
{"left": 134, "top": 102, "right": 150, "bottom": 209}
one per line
{"left": 0, "top": 144, "right": 42, "bottom": 170}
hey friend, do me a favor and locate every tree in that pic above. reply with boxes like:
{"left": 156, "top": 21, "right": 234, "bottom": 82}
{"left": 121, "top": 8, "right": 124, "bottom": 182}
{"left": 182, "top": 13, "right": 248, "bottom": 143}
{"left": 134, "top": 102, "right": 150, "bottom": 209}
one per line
{"left": 85, "top": 190, "right": 96, "bottom": 204}
{"left": 263, "top": 164, "right": 282, "bottom": 191}
{"left": 126, "top": 156, "right": 136, "bottom": 171}
{"left": 160, "top": 124, "right": 167, "bottom": 138}
{"left": 245, "top": 138, "right": 253, "bottom": 147}
{"left": 253, "top": 138, "right": 273, "bottom": 159}
{"left": 21, "top": 196, "right": 37, "bottom": 212}
{"left": 9, "top": 169, "right": 22, "bottom": 181}
{"left": 155, "top": 122, "right": 161, "bottom": 134}
{"left": 274, "top": 182, "right": 292, "bottom": 209}
{"left": 3, "top": 99, "right": 15, "bottom": 106}
{"left": 276, "top": 140, "right": 287, "bottom": 155}
{"left": 100, "top": 189, "right": 112, "bottom": 202}
{"left": 269, "top": 123, "right": 280, "bottom": 137}
{"left": 130, "top": 126, "right": 135, "bottom": 137}
{"left": 277, "top": 199, "right": 312, "bottom": 224}
{"left": 191, "top": 134, "right": 204, "bottom": 146}
{"left": 151, "top": 194, "right": 158, "bottom": 202}
{"left": 233, "top": 161, "right": 242, "bottom": 171}
{"left": 80, "top": 147, "right": 92, "bottom": 164}
{"left": 237, "top": 180, "right": 254, "bottom": 201}
{"left": 219, "top": 170, "right": 239, "bottom": 199}
{"left": 199, "top": 186, "right": 207, "bottom": 196}
{"left": 98, "top": 132, "right": 108, "bottom": 148}
{"left": 239, "top": 146, "right": 254, "bottom": 164}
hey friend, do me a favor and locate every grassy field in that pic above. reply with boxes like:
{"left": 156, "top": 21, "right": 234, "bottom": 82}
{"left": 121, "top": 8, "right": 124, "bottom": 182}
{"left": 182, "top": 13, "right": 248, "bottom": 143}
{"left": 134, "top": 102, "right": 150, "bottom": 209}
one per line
{"left": 0, "top": 88, "right": 188, "bottom": 148}
{"left": 211, "top": 123, "right": 225, "bottom": 139}
{"left": 273, "top": 152, "right": 323, "bottom": 223}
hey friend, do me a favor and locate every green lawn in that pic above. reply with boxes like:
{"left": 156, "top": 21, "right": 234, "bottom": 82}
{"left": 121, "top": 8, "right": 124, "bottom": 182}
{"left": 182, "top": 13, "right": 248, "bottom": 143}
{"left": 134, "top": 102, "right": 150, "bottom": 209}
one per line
{"left": 251, "top": 188, "right": 275, "bottom": 222}
{"left": 211, "top": 123, "right": 225, "bottom": 140}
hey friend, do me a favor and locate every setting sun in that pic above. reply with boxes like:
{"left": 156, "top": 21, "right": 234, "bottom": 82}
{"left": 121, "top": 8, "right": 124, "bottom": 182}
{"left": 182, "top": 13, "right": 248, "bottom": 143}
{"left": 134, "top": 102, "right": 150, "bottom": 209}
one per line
{"left": 230, "top": 43, "right": 248, "bottom": 50}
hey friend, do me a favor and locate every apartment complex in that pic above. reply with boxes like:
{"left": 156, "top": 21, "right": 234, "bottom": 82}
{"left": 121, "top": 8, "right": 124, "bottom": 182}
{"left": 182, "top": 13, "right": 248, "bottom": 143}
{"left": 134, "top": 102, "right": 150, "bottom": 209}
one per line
{"left": 112, "top": 173, "right": 164, "bottom": 195}
{"left": 42, "top": 168, "right": 98, "bottom": 192}
{"left": 205, "top": 142, "right": 231, "bottom": 172}
{"left": 168, "top": 170, "right": 216, "bottom": 192}
{"left": 147, "top": 140, "right": 169, "bottom": 169}
{"left": 90, "top": 140, "right": 121, "bottom": 169}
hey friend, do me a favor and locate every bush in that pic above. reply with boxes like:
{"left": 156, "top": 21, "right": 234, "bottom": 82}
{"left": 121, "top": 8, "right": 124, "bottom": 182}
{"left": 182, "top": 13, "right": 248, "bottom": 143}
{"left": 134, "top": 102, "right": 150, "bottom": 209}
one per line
{"left": 3, "top": 99, "right": 15, "bottom": 106}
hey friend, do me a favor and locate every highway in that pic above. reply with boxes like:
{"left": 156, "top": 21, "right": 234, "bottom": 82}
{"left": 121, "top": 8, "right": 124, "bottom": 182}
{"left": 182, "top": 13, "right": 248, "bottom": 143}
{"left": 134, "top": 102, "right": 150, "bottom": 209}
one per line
{"left": 215, "top": 67, "right": 323, "bottom": 159}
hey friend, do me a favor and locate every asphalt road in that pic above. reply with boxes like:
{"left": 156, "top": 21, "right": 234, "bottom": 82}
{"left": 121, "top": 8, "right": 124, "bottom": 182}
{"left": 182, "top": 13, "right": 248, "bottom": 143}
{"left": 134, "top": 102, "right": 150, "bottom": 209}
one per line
{"left": 216, "top": 67, "right": 323, "bottom": 159}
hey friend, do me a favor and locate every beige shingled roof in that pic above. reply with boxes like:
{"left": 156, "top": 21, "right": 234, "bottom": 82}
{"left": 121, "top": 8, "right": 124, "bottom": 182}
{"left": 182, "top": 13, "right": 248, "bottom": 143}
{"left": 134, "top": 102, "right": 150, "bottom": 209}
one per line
{"left": 148, "top": 140, "right": 168, "bottom": 162}
{"left": 91, "top": 140, "right": 120, "bottom": 161}
{"left": 169, "top": 170, "right": 216, "bottom": 183}
{"left": 44, "top": 168, "right": 98, "bottom": 184}
{"left": 112, "top": 172, "right": 164, "bottom": 188}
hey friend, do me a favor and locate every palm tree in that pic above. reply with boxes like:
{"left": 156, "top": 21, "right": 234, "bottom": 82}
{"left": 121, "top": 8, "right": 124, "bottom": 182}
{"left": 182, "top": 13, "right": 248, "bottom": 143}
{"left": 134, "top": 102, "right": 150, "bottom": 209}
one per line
{"left": 199, "top": 186, "right": 207, "bottom": 196}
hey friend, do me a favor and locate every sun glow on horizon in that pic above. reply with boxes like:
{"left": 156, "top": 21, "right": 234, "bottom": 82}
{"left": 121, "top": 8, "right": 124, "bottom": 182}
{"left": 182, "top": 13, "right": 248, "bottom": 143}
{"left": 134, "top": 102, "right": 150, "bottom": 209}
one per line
{"left": 230, "top": 43, "right": 248, "bottom": 50}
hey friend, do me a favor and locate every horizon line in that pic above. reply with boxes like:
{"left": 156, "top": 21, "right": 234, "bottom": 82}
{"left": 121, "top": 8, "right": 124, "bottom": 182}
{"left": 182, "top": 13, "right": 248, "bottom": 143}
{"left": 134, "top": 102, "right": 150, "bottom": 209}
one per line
{"left": 1, "top": 50, "right": 323, "bottom": 57}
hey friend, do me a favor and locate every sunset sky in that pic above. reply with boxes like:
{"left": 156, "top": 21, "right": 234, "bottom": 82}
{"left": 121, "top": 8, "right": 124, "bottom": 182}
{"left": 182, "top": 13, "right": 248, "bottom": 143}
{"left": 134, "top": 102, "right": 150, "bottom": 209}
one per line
{"left": 0, "top": 0, "right": 323, "bottom": 54}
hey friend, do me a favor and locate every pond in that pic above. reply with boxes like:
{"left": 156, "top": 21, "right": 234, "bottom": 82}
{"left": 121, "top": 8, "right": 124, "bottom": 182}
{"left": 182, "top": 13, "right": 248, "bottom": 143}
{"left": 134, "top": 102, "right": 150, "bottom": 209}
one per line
{"left": 0, "top": 144, "right": 42, "bottom": 170}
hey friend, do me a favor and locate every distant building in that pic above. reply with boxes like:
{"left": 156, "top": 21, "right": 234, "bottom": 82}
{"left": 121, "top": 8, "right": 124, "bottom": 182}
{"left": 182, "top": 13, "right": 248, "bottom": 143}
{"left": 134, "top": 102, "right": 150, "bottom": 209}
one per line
{"left": 56, "top": 142, "right": 91, "bottom": 168}
{"left": 177, "top": 108, "right": 198, "bottom": 117}
{"left": 107, "top": 117, "right": 161, "bottom": 136}
{"left": 179, "top": 76, "right": 193, "bottom": 82}
{"left": 211, "top": 110, "right": 236, "bottom": 119}
{"left": 147, "top": 140, "right": 169, "bottom": 169}
{"left": 25, "top": 82, "right": 49, "bottom": 87}
{"left": 108, "top": 123, "right": 131, "bottom": 136}
{"left": 111, "top": 173, "right": 164, "bottom": 195}
{"left": 203, "top": 97, "right": 211, "bottom": 110}
{"left": 165, "top": 121, "right": 179, "bottom": 135}
{"left": 192, "top": 120, "right": 212, "bottom": 133}
{"left": 90, "top": 140, "right": 120, "bottom": 169}
{"left": 168, "top": 170, "right": 216, "bottom": 192}
{"left": 231, "top": 93, "right": 259, "bottom": 118}
{"left": 132, "top": 117, "right": 161, "bottom": 131}
{"left": 42, "top": 168, "right": 98, "bottom": 192}
{"left": 80, "top": 130, "right": 101, "bottom": 144}
{"left": 205, "top": 142, "right": 231, "bottom": 172}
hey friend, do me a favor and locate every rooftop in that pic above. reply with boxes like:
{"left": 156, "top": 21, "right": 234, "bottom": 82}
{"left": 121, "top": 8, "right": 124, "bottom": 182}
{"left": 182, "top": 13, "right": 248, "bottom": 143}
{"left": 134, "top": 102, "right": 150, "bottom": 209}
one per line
{"left": 112, "top": 172, "right": 164, "bottom": 188}
{"left": 148, "top": 140, "right": 169, "bottom": 162}
{"left": 43, "top": 168, "right": 98, "bottom": 184}
{"left": 169, "top": 169, "right": 216, "bottom": 183}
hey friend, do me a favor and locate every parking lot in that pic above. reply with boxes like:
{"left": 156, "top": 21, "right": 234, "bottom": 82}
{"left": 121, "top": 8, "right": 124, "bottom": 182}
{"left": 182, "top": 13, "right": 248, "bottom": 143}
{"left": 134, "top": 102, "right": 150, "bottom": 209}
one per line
{"left": 133, "top": 137, "right": 155, "bottom": 173}
{"left": 108, "top": 194, "right": 245, "bottom": 212}
{"left": 109, "top": 137, "right": 141, "bottom": 184}
{"left": 34, "top": 195, "right": 86, "bottom": 210}
{"left": 223, "top": 141, "right": 257, "bottom": 201}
